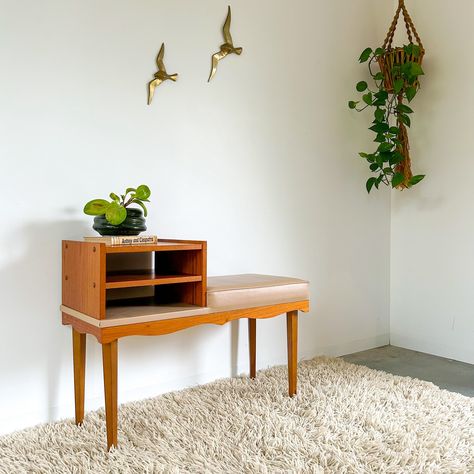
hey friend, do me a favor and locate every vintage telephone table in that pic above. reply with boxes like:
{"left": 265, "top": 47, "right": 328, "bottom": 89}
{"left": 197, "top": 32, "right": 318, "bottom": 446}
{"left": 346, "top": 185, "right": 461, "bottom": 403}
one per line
{"left": 61, "top": 239, "right": 310, "bottom": 450}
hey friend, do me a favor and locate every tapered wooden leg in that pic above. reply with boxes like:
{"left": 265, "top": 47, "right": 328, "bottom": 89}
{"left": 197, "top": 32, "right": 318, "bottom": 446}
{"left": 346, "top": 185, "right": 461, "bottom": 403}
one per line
{"left": 286, "top": 311, "right": 298, "bottom": 397}
{"left": 102, "top": 340, "right": 118, "bottom": 450}
{"left": 72, "top": 329, "right": 86, "bottom": 425}
{"left": 248, "top": 318, "right": 256, "bottom": 379}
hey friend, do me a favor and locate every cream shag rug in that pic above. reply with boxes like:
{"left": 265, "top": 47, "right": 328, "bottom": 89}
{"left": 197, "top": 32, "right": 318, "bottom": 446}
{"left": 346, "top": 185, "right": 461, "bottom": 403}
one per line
{"left": 1, "top": 357, "right": 473, "bottom": 473}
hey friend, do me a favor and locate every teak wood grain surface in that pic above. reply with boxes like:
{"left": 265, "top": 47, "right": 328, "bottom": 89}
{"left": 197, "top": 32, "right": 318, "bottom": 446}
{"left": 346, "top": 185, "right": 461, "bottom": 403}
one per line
{"left": 62, "top": 241, "right": 106, "bottom": 319}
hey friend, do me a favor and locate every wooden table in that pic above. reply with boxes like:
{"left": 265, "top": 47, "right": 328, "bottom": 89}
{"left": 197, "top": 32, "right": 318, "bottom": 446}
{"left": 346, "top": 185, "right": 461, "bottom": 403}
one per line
{"left": 61, "top": 239, "right": 309, "bottom": 450}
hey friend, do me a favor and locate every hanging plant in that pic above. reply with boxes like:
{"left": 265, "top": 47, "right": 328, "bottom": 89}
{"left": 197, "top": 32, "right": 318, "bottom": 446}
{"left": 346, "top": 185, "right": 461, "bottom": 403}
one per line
{"left": 349, "top": 0, "right": 426, "bottom": 193}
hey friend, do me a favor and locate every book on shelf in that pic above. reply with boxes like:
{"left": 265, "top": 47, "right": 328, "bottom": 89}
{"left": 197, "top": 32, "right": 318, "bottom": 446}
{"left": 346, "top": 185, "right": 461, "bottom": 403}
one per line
{"left": 83, "top": 235, "right": 158, "bottom": 246}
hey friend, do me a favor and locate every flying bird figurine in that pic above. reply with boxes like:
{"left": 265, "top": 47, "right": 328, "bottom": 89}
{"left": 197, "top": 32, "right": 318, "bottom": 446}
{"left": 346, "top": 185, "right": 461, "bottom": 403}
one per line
{"left": 208, "top": 6, "right": 243, "bottom": 82}
{"left": 147, "top": 43, "right": 178, "bottom": 105}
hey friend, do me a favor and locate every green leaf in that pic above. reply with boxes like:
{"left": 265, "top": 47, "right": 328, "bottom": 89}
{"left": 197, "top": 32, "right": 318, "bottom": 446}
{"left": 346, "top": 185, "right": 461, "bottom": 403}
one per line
{"left": 374, "top": 47, "right": 385, "bottom": 56}
{"left": 374, "top": 133, "right": 385, "bottom": 143}
{"left": 379, "top": 151, "right": 393, "bottom": 162}
{"left": 391, "top": 173, "right": 405, "bottom": 188}
{"left": 401, "top": 62, "right": 424, "bottom": 83}
{"left": 359, "top": 47, "right": 373, "bottom": 63}
{"left": 406, "top": 86, "right": 417, "bottom": 102}
{"left": 362, "top": 92, "right": 373, "bottom": 105}
{"left": 389, "top": 126, "right": 400, "bottom": 135}
{"left": 372, "top": 98, "right": 386, "bottom": 107}
{"left": 394, "top": 78, "right": 404, "bottom": 94}
{"left": 374, "top": 90, "right": 388, "bottom": 100}
{"left": 397, "top": 103, "right": 413, "bottom": 114}
{"left": 370, "top": 163, "right": 379, "bottom": 171}
{"left": 389, "top": 152, "right": 404, "bottom": 165}
{"left": 83, "top": 199, "right": 110, "bottom": 216}
{"left": 408, "top": 62, "right": 424, "bottom": 77}
{"left": 132, "top": 200, "right": 148, "bottom": 217}
{"left": 348, "top": 101, "right": 359, "bottom": 109}
{"left": 125, "top": 187, "right": 136, "bottom": 194}
{"left": 374, "top": 108, "right": 385, "bottom": 122}
{"left": 359, "top": 152, "right": 369, "bottom": 158}
{"left": 369, "top": 122, "right": 389, "bottom": 133}
{"left": 399, "top": 114, "right": 411, "bottom": 127}
{"left": 403, "top": 44, "right": 414, "bottom": 55}
{"left": 356, "top": 81, "right": 368, "bottom": 92}
{"left": 109, "top": 192, "right": 120, "bottom": 202}
{"left": 373, "top": 72, "right": 384, "bottom": 81}
{"left": 378, "top": 142, "right": 393, "bottom": 153}
{"left": 408, "top": 174, "right": 425, "bottom": 186}
{"left": 135, "top": 184, "right": 151, "bottom": 200}
{"left": 411, "top": 44, "right": 421, "bottom": 58}
{"left": 366, "top": 177, "right": 377, "bottom": 193}
{"left": 105, "top": 201, "right": 127, "bottom": 225}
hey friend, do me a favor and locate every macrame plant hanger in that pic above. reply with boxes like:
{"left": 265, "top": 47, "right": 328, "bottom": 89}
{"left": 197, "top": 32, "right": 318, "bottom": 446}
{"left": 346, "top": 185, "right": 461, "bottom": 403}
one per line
{"left": 378, "top": 0, "right": 424, "bottom": 188}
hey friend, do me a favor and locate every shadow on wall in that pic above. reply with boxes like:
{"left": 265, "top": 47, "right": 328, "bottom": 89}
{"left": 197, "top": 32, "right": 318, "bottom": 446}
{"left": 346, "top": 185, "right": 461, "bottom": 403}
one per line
{"left": 0, "top": 219, "right": 244, "bottom": 426}
{"left": 0, "top": 219, "right": 89, "bottom": 422}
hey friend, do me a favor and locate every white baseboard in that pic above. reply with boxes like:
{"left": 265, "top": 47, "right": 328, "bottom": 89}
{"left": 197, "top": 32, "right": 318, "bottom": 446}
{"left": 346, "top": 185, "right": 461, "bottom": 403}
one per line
{"left": 0, "top": 333, "right": 390, "bottom": 436}
{"left": 390, "top": 333, "right": 474, "bottom": 365}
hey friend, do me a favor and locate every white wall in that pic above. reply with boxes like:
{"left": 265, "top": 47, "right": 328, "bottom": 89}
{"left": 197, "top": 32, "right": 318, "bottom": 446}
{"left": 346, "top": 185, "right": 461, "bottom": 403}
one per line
{"left": 0, "top": 0, "right": 391, "bottom": 434}
{"left": 390, "top": 0, "right": 474, "bottom": 364}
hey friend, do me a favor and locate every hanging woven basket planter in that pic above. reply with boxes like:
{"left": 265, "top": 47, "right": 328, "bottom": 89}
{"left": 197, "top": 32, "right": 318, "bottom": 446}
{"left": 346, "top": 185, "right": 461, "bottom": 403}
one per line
{"left": 377, "top": 1, "right": 425, "bottom": 93}
{"left": 349, "top": 0, "right": 426, "bottom": 192}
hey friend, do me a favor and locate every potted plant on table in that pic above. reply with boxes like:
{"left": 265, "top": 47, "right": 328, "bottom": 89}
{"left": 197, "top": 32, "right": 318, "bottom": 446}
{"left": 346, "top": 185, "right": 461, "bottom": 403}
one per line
{"left": 348, "top": 0, "right": 426, "bottom": 193}
{"left": 84, "top": 185, "right": 151, "bottom": 236}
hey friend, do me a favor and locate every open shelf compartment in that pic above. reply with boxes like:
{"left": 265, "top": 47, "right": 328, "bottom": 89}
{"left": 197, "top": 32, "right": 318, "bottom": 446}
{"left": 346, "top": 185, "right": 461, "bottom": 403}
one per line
{"left": 62, "top": 239, "right": 207, "bottom": 321}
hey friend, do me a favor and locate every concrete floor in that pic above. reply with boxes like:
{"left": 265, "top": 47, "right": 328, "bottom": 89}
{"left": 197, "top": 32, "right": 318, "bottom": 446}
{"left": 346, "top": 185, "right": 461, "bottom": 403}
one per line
{"left": 342, "top": 345, "right": 474, "bottom": 397}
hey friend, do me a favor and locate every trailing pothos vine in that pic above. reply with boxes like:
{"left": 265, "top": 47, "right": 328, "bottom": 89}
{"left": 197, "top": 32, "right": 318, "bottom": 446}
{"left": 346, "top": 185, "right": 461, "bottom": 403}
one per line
{"left": 349, "top": 0, "right": 426, "bottom": 193}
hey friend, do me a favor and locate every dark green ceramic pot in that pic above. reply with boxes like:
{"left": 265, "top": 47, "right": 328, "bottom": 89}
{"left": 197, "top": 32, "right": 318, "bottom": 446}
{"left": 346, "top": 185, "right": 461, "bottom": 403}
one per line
{"left": 93, "top": 208, "right": 147, "bottom": 236}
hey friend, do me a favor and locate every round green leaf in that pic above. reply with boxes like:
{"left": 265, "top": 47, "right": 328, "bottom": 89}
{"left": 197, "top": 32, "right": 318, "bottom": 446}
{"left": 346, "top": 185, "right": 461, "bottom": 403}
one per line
{"left": 348, "top": 101, "right": 359, "bottom": 109}
{"left": 356, "top": 81, "right": 368, "bottom": 92}
{"left": 83, "top": 199, "right": 110, "bottom": 216}
{"left": 105, "top": 202, "right": 127, "bottom": 225}
{"left": 135, "top": 185, "right": 151, "bottom": 200}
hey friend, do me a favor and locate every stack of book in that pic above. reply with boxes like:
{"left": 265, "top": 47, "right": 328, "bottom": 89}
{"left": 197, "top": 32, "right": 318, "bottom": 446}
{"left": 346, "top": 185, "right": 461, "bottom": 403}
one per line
{"left": 83, "top": 235, "right": 158, "bottom": 246}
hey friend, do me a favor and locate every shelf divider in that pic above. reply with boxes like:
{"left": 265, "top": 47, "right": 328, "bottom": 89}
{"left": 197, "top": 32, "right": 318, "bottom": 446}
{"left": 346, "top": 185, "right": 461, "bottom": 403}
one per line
{"left": 106, "top": 271, "right": 202, "bottom": 290}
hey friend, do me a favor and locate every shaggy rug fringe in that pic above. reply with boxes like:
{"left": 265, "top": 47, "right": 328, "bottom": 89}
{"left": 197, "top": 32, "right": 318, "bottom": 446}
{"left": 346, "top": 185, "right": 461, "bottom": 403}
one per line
{"left": 0, "top": 357, "right": 473, "bottom": 473}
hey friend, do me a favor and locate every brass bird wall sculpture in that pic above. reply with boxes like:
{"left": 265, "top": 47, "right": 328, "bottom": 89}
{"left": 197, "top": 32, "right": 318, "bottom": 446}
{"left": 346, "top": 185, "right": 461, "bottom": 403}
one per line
{"left": 208, "top": 6, "right": 243, "bottom": 82}
{"left": 148, "top": 43, "right": 178, "bottom": 105}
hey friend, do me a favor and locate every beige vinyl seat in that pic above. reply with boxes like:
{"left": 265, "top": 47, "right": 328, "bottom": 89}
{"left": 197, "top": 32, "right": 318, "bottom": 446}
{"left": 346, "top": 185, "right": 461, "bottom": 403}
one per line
{"left": 207, "top": 274, "right": 309, "bottom": 309}
{"left": 69, "top": 274, "right": 309, "bottom": 328}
